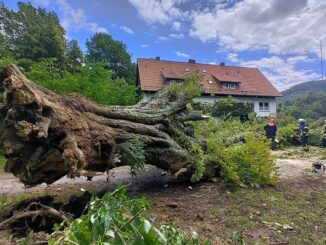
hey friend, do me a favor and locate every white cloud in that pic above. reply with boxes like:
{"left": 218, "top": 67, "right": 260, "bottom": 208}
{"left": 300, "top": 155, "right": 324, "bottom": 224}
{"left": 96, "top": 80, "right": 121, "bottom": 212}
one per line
{"left": 157, "top": 36, "right": 170, "bottom": 42}
{"left": 120, "top": 25, "right": 134, "bottom": 34}
{"left": 57, "top": 0, "right": 107, "bottom": 33}
{"left": 227, "top": 53, "right": 239, "bottom": 63}
{"left": 169, "top": 33, "right": 185, "bottom": 39}
{"left": 240, "top": 56, "right": 320, "bottom": 90}
{"left": 172, "top": 21, "right": 181, "bottom": 31}
{"left": 190, "top": 0, "right": 326, "bottom": 55}
{"left": 140, "top": 44, "right": 150, "bottom": 48}
{"left": 175, "top": 51, "right": 190, "bottom": 58}
{"left": 128, "top": 0, "right": 189, "bottom": 24}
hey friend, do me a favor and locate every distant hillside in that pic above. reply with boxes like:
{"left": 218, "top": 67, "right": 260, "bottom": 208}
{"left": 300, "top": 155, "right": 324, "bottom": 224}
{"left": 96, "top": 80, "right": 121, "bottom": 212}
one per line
{"left": 280, "top": 80, "right": 326, "bottom": 103}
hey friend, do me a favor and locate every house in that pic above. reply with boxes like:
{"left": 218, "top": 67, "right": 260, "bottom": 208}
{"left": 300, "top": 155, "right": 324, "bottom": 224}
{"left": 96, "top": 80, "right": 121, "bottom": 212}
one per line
{"left": 136, "top": 58, "right": 282, "bottom": 117}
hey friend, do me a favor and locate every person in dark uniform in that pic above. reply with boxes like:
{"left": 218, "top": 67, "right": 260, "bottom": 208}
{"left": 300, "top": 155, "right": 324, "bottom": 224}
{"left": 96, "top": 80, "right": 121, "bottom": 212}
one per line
{"left": 264, "top": 119, "right": 277, "bottom": 149}
{"left": 298, "top": 119, "right": 309, "bottom": 147}
{"left": 322, "top": 120, "right": 326, "bottom": 148}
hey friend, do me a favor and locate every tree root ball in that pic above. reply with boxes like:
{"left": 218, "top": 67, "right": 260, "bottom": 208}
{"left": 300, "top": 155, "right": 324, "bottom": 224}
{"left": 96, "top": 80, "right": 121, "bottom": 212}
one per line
{"left": 0, "top": 64, "right": 207, "bottom": 185}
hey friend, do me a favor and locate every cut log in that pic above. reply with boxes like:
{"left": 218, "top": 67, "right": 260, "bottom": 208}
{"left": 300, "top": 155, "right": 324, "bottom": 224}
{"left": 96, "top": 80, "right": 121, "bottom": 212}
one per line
{"left": 0, "top": 64, "right": 207, "bottom": 185}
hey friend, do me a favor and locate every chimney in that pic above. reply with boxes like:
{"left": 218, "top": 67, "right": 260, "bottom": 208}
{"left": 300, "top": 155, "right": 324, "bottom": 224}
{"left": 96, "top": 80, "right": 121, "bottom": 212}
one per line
{"left": 188, "top": 59, "right": 196, "bottom": 64}
{"left": 219, "top": 62, "right": 225, "bottom": 66}
{"left": 155, "top": 56, "right": 160, "bottom": 61}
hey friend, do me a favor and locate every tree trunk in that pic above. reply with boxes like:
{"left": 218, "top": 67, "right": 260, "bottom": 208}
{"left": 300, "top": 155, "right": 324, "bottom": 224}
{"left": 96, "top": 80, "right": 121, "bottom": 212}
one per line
{"left": 0, "top": 64, "right": 206, "bottom": 186}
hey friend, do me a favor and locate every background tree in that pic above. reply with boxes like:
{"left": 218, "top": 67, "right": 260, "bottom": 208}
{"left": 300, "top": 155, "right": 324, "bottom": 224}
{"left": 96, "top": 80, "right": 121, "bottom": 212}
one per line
{"left": 1, "top": 2, "right": 66, "bottom": 64}
{"left": 66, "top": 40, "right": 84, "bottom": 75}
{"left": 85, "top": 32, "right": 136, "bottom": 83}
{"left": 0, "top": 33, "right": 7, "bottom": 57}
{"left": 0, "top": 2, "right": 14, "bottom": 57}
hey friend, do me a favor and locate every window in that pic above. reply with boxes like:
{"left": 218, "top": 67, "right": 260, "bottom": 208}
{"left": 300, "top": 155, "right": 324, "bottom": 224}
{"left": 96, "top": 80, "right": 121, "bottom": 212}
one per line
{"left": 164, "top": 78, "right": 183, "bottom": 85}
{"left": 259, "top": 102, "right": 270, "bottom": 111}
{"left": 223, "top": 82, "right": 236, "bottom": 89}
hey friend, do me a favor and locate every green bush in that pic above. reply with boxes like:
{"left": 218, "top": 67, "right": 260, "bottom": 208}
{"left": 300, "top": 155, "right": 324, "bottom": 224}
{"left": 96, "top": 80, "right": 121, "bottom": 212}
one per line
{"left": 277, "top": 123, "right": 300, "bottom": 147}
{"left": 277, "top": 120, "right": 324, "bottom": 147}
{"left": 219, "top": 133, "right": 278, "bottom": 186}
{"left": 193, "top": 119, "right": 278, "bottom": 186}
{"left": 119, "top": 139, "right": 146, "bottom": 177}
{"left": 189, "top": 142, "right": 205, "bottom": 182}
{"left": 167, "top": 73, "right": 201, "bottom": 99}
{"left": 308, "top": 128, "right": 322, "bottom": 146}
{"left": 49, "top": 186, "right": 210, "bottom": 245}
{"left": 0, "top": 154, "right": 6, "bottom": 169}
{"left": 24, "top": 59, "right": 139, "bottom": 106}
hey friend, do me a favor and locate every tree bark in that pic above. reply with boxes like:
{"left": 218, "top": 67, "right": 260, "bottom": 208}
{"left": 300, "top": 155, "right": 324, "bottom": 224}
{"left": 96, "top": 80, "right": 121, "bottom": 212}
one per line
{"left": 0, "top": 64, "right": 206, "bottom": 185}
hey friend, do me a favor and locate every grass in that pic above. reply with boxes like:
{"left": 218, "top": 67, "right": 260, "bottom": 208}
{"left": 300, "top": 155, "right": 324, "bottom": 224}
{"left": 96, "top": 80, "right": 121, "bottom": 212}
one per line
{"left": 276, "top": 146, "right": 326, "bottom": 160}
{"left": 205, "top": 182, "right": 326, "bottom": 244}
{"left": 0, "top": 154, "right": 6, "bottom": 169}
{"left": 0, "top": 188, "right": 92, "bottom": 210}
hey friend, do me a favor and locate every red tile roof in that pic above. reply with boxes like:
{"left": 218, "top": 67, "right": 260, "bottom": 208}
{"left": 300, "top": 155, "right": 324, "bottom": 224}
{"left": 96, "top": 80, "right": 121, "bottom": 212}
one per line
{"left": 137, "top": 58, "right": 282, "bottom": 97}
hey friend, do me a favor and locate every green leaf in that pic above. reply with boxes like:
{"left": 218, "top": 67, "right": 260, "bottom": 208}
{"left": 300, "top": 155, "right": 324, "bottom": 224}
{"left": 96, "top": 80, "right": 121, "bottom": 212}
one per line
{"left": 90, "top": 214, "right": 96, "bottom": 224}
{"left": 143, "top": 219, "right": 152, "bottom": 233}
{"left": 105, "top": 230, "right": 115, "bottom": 238}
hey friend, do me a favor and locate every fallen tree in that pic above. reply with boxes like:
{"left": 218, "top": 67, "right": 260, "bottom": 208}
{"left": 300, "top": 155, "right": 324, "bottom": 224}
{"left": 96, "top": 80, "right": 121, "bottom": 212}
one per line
{"left": 0, "top": 64, "right": 208, "bottom": 185}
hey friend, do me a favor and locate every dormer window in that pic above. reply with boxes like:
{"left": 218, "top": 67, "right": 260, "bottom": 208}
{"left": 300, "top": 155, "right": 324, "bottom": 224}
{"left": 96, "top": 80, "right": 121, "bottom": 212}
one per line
{"left": 222, "top": 82, "right": 237, "bottom": 89}
{"left": 164, "top": 78, "right": 183, "bottom": 85}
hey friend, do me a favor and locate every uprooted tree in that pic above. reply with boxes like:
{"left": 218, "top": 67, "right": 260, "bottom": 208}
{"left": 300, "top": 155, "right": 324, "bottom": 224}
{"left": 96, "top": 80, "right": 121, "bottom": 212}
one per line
{"left": 0, "top": 64, "right": 211, "bottom": 186}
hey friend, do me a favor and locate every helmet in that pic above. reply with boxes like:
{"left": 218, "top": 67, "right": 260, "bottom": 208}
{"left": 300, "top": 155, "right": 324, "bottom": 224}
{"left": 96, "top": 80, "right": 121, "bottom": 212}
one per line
{"left": 268, "top": 119, "right": 276, "bottom": 126}
{"left": 298, "top": 118, "right": 305, "bottom": 123}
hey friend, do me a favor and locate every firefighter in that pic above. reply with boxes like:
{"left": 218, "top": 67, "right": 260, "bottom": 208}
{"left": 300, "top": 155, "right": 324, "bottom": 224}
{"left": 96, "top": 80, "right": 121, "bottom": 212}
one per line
{"left": 264, "top": 118, "right": 277, "bottom": 149}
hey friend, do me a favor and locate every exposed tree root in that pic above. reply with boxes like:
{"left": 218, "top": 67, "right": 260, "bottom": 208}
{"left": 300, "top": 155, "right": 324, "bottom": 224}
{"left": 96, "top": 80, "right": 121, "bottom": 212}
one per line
{"left": 0, "top": 202, "right": 69, "bottom": 230}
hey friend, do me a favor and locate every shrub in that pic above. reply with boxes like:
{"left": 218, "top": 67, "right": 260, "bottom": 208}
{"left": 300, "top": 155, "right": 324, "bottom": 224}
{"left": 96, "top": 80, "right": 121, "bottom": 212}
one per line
{"left": 219, "top": 133, "right": 278, "bottom": 186}
{"left": 49, "top": 186, "right": 210, "bottom": 245}
{"left": 119, "top": 139, "right": 146, "bottom": 177}
{"left": 193, "top": 119, "right": 278, "bottom": 186}
{"left": 189, "top": 142, "right": 205, "bottom": 182}
{"left": 167, "top": 73, "right": 201, "bottom": 99}
{"left": 277, "top": 123, "right": 300, "bottom": 147}
{"left": 277, "top": 120, "right": 325, "bottom": 147}
{"left": 211, "top": 96, "right": 254, "bottom": 118}
{"left": 24, "top": 59, "right": 139, "bottom": 106}
{"left": 308, "top": 128, "right": 322, "bottom": 146}
{"left": 0, "top": 154, "right": 5, "bottom": 169}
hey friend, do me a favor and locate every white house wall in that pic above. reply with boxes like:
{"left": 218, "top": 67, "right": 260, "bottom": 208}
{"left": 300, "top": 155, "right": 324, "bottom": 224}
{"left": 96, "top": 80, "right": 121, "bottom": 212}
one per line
{"left": 194, "top": 96, "right": 277, "bottom": 117}
{"left": 142, "top": 93, "right": 277, "bottom": 117}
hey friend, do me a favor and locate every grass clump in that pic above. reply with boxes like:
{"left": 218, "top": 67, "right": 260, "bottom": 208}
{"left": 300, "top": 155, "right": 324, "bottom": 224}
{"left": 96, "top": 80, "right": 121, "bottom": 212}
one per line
{"left": 0, "top": 154, "right": 6, "bottom": 169}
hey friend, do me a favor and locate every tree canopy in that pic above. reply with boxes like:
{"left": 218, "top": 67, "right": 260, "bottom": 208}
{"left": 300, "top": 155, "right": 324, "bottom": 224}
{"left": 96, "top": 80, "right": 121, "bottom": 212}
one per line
{"left": 279, "top": 91, "right": 326, "bottom": 119}
{"left": 0, "top": 2, "right": 138, "bottom": 104}
{"left": 85, "top": 32, "right": 136, "bottom": 83}
{"left": 66, "top": 39, "right": 84, "bottom": 75}
{"left": 1, "top": 2, "right": 66, "bottom": 62}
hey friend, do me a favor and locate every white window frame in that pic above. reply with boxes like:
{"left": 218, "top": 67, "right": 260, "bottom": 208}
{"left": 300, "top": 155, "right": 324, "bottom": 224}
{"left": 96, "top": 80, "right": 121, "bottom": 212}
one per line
{"left": 223, "top": 82, "right": 236, "bottom": 89}
{"left": 259, "top": 101, "right": 270, "bottom": 111}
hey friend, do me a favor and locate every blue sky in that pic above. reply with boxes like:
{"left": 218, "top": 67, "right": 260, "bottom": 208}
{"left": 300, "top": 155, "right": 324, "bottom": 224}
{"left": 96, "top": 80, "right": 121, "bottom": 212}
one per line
{"left": 2, "top": 0, "right": 326, "bottom": 91}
